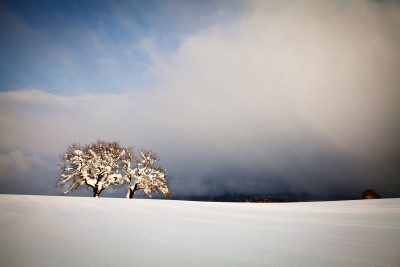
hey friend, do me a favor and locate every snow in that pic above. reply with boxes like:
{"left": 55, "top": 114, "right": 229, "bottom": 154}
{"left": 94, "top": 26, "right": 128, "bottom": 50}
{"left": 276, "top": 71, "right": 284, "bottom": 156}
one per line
{"left": 0, "top": 195, "right": 399, "bottom": 267}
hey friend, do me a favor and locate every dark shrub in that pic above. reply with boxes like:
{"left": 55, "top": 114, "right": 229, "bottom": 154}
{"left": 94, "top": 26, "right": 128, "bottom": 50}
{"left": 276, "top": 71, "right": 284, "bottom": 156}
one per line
{"left": 362, "top": 189, "right": 380, "bottom": 199}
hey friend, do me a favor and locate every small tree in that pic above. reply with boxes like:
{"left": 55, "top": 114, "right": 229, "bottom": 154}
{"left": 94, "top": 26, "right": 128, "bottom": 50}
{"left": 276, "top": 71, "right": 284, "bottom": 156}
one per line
{"left": 362, "top": 189, "right": 380, "bottom": 199}
{"left": 125, "top": 150, "right": 171, "bottom": 199}
{"left": 58, "top": 140, "right": 170, "bottom": 198}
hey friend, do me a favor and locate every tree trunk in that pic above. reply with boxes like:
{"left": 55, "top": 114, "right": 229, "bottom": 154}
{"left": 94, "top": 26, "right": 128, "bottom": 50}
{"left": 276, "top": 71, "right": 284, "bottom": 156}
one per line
{"left": 125, "top": 187, "right": 130, "bottom": 199}
{"left": 93, "top": 187, "right": 101, "bottom": 198}
{"left": 126, "top": 184, "right": 137, "bottom": 199}
{"left": 129, "top": 188, "right": 135, "bottom": 199}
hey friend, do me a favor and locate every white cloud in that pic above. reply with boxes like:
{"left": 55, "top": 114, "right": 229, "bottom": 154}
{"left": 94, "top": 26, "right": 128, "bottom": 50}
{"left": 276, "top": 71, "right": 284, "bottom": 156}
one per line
{"left": 136, "top": 0, "right": 400, "bottom": 173}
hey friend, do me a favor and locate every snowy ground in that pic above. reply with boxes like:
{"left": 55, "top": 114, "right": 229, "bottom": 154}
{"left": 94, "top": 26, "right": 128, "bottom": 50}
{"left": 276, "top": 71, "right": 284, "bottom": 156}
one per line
{"left": 0, "top": 195, "right": 399, "bottom": 267}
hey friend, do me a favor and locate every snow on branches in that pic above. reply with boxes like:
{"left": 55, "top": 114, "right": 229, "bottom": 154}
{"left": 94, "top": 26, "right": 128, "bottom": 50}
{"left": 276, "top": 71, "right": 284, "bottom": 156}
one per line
{"left": 58, "top": 140, "right": 170, "bottom": 198}
{"left": 126, "top": 150, "right": 171, "bottom": 198}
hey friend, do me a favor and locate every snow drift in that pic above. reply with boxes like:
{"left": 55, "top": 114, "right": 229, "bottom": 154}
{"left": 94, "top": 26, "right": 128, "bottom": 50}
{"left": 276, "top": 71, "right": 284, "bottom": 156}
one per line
{"left": 0, "top": 195, "right": 399, "bottom": 267}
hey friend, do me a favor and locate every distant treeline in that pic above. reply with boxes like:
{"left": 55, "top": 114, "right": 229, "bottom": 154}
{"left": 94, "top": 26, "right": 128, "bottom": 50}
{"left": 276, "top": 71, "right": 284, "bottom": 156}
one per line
{"left": 171, "top": 190, "right": 379, "bottom": 203}
{"left": 244, "top": 197, "right": 287, "bottom": 203}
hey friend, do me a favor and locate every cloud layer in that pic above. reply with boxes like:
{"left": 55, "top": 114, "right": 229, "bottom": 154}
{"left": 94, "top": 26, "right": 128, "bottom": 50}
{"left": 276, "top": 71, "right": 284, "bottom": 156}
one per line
{"left": 1, "top": 0, "right": 399, "bottom": 198}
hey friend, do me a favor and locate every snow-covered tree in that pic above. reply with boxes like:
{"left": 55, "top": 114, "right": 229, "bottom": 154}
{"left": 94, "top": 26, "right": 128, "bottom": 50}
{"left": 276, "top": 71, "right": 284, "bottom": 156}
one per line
{"left": 124, "top": 150, "right": 171, "bottom": 199}
{"left": 58, "top": 141, "right": 131, "bottom": 197}
{"left": 58, "top": 141, "right": 171, "bottom": 198}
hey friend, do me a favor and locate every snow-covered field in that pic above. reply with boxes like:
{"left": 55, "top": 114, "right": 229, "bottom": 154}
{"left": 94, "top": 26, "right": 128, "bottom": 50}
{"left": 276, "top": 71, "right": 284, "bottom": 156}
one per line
{"left": 0, "top": 195, "right": 399, "bottom": 267}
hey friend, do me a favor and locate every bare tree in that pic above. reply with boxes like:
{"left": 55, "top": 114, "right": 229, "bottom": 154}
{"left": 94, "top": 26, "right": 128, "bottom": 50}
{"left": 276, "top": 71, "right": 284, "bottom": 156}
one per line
{"left": 58, "top": 140, "right": 171, "bottom": 198}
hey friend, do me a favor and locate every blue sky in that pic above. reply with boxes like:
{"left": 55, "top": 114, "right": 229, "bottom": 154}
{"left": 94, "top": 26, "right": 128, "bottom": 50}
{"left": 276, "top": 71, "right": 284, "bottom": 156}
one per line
{"left": 0, "top": 0, "right": 399, "bottom": 199}
{"left": 0, "top": 0, "right": 246, "bottom": 94}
